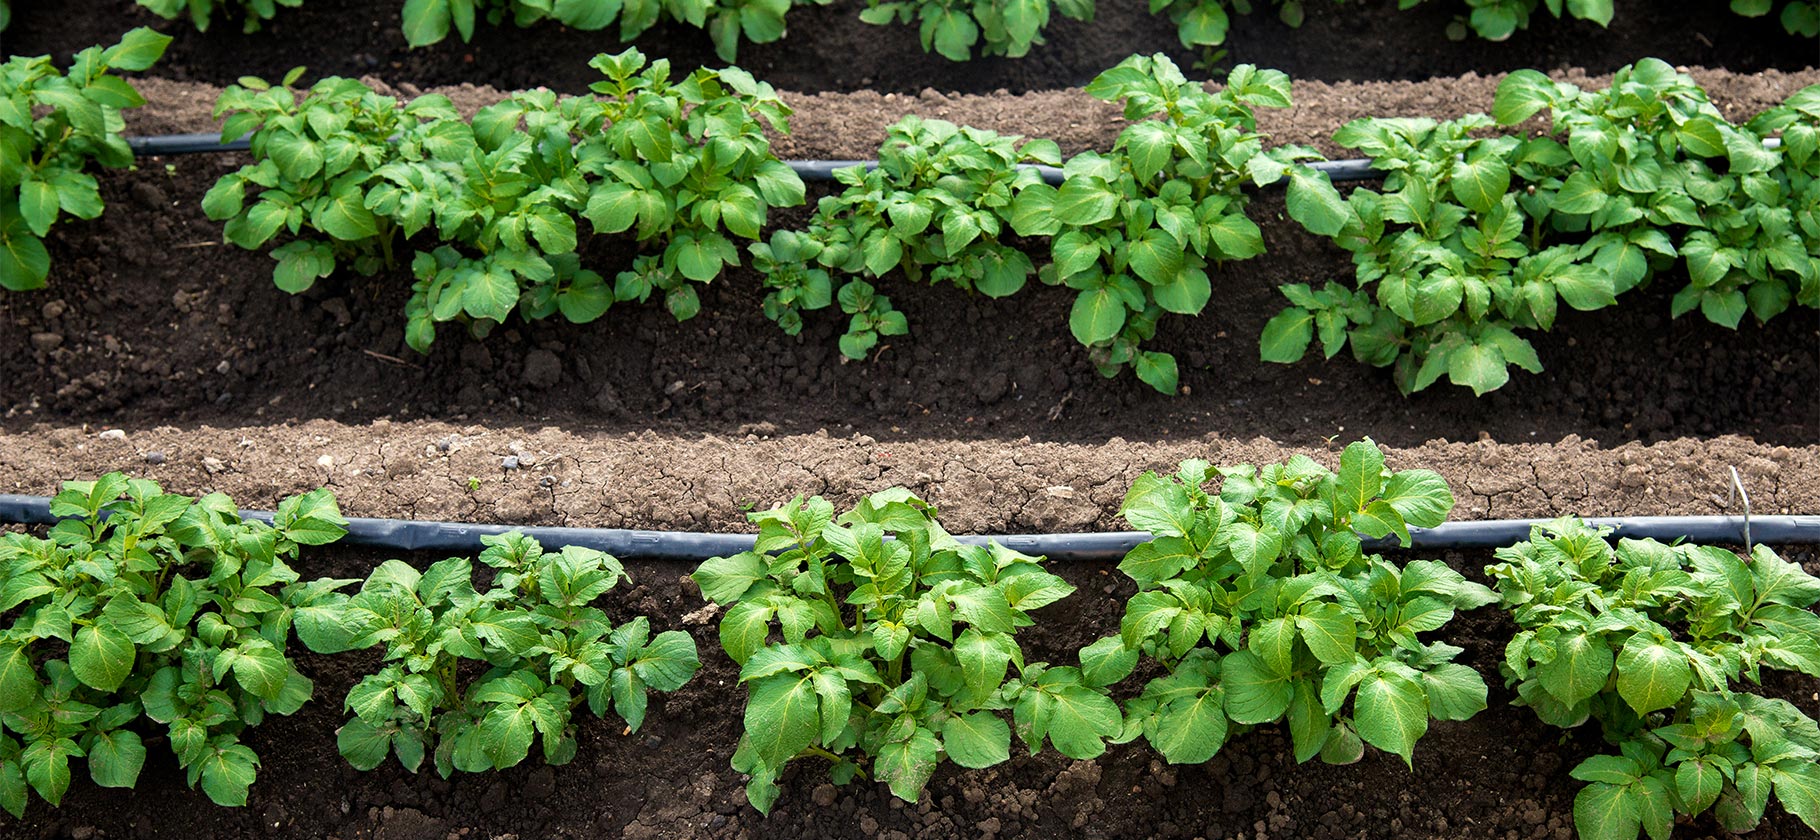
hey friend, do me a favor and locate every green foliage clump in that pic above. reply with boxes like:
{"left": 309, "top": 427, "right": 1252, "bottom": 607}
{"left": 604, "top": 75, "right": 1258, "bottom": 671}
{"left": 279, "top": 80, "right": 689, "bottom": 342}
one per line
{"left": 294, "top": 533, "right": 699, "bottom": 776}
{"left": 692, "top": 491, "right": 1111, "bottom": 813}
{"left": 205, "top": 48, "right": 803, "bottom": 352}
{"left": 0, "top": 475, "right": 349, "bottom": 813}
{"left": 0, "top": 29, "right": 171, "bottom": 291}
{"left": 1092, "top": 440, "right": 1493, "bottom": 768}
{"left": 858, "top": 0, "right": 1094, "bottom": 61}
{"left": 397, "top": 0, "right": 828, "bottom": 62}
{"left": 1010, "top": 54, "right": 1341, "bottom": 394}
{"left": 1488, "top": 519, "right": 1820, "bottom": 840}
{"left": 754, "top": 115, "right": 1058, "bottom": 358}
{"left": 1264, "top": 61, "right": 1820, "bottom": 395}
{"left": 137, "top": 0, "right": 305, "bottom": 33}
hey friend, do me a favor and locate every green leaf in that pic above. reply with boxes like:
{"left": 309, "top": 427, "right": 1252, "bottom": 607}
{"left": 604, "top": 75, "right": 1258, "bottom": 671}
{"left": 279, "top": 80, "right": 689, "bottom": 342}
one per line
{"left": 1287, "top": 168, "right": 1349, "bottom": 237}
{"left": 1222, "top": 650, "right": 1292, "bottom": 725}
{"left": 336, "top": 717, "right": 393, "bottom": 771}
{"left": 1573, "top": 783, "right": 1641, "bottom": 840}
{"left": 231, "top": 641, "right": 291, "bottom": 701}
{"left": 1153, "top": 684, "right": 1228, "bottom": 764}
{"left": 105, "top": 27, "right": 174, "bottom": 71}
{"left": 401, "top": 0, "right": 454, "bottom": 46}
{"left": 1772, "top": 762, "right": 1820, "bottom": 831}
{"left": 876, "top": 728, "right": 940, "bottom": 802}
{"left": 1450, "top": 153, "right": 1511, "bottom": 214}
{"left": 1295, "top": 604, "right": 1357, "bottom": 665}
{"left": 1615, "top": 637, "right": 1691, "bottom": 716}
{"left": 693, "top": 553, "right": 768, "bottom": 603}
{"left": 0, "top": 647, "right": 41, "bottom": 711}
{"left": 1379, "top": 471, "right": 1454, "bottom": 530}
{"left": 1133, "top": 351, "right": 1178, "bottom": 394}
{"left": 630, "top": 631, "right": 699, "bottom": 692}
{"left": 1493, "top": 70, "right": 1556, "bottom": 124}
{"left": 196, "top": 743, "right": 260, "bottom": 806}
{"left": 1676, "top": 759, "right": 1724, "bottom": 815}
{"left": 20, "top": 179, "right": 60, "bottom": 238}
{"left": 1420, "top": 663, "right": 1487, "bottom": 722}
{"left": 719, "top": 601, "right": 773, "bottom": 665}
{"left": 70, "top": 625, "right": 135, "bottom": 692}
{"left": 1069, "top": 286, "right": 1127, "bottom": 345}
{"left": 1353, "top": 671, "right": 1428, "bottom": 767}
{"left": 462, "top": 265, "right": 520, "bottom": 322}
{"left": 941, "top": 712, "right": 1011, "bottom": 769}
{"left": 1447, "top": 342, "right": 1510, "bottom": 396}
{"left": 86, "top": 730, "right": 145, "bottom": 789}
{"left": 1035, "top": 683, "right": 1121, "bottom": 759}
{"left": 744, "top": 673, "right": 819, "bottom": 769}
{"left": 1260, "top": 308, "right": 1314, "bottom": 364}
{"left": 1121, "top": 474, "right": 1194, "bottom": 537}
{"left": 1054, "top": 178, "right": 1118, "bottom": 226}
{"left": 1537, "top": 629, "right": 1614, "bottom": 708}
{"left": 0, "top": 217, "right": 52, "bottom": 291}
{"left": 1287, "top": 678, "right": 1329, "bottom": 763}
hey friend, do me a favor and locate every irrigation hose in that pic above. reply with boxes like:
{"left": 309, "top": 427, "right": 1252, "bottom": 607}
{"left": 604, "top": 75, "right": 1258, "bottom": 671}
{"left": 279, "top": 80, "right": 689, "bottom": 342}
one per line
{"left": 1, "top": 495, "right": 1812, "bottom": 560}
{"left": 124, "top": 133, "right": 1387, "bottom": 183}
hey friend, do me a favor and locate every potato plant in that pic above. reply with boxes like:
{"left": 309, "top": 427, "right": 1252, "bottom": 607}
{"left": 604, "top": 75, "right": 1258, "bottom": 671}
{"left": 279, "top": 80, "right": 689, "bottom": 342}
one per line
{"left": 292, "top": 533, "right": 698, "bottom": 776}
{"left": 757, "top": 115, "right": 1058, "bottom": 358}
{"left": 1265, "top": 61, "right": 1820, "bottom": 395}
{"left": 692, "top": 491, "right": 1115, "bottom": 813}
{"left": 1009, "top": 54, "right": 1340, "bottom": 393}
{"left": 1089, "top": 440, "right": 1494, "bottom": 768}
{"left": 205, "top": 49, "right": 802, "bottom": 352}
{"left": 0, "top": 475, "right": 350, "bottom": 814}
{"left": 858, "top": 0, "right": 1093, "bottom": 61}
{"left": 1487, "top": 519, "right": 1820, "bottom": 840}
{"left": 136, "top": 0, "right": 304, "bottom": 32}
{"left": 0, "top": 28, "right": 171, "bottom": 291}
{"left": 397, "top": 0, "right": 827, "bottom": 62}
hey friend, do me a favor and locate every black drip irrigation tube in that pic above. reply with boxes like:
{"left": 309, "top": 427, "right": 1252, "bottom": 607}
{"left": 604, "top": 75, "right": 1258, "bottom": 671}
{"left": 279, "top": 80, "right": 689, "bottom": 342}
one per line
{"left": 2, "top": 494, "right": 1814, "bottom": 561}
{"left": 125, "top": 133, "right": 1388, "bottom": 184}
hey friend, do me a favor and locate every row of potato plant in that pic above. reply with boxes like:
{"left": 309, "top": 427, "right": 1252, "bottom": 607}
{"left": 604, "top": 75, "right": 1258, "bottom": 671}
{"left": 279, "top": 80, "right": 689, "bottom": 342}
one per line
{"left": 757, "top": 55, "right": 1335, "bottom": 392}
{"left": 0, "top": 28, "right": 171, "bottom": 291}
{"left": 203, "top": 48, "right": 805, "bottom": 352}
{"left": 97, "top": 0, "right": 1820, "bottom": 63}
{"left": 10, "top": 40, "right": 1820, "bottom": 399}
{"left": 3, "top": 450, "right": 1817, "bottom": 840}
{"left": 1261, "top": 60, "right": 1820, "bottom": 395}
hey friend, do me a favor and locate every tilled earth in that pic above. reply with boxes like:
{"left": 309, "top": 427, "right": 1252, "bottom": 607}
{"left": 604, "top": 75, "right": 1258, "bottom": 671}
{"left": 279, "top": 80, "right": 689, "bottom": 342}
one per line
{"left": 0, "top": 30, "right": 1816, "bottom": 840}
{"left": 0, "top": 542, "right": 1814, "bottom": 840}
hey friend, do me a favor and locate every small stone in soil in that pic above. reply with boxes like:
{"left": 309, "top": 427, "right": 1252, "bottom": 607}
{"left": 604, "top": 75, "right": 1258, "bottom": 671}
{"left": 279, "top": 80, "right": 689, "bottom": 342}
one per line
{"left": 144, "top": 451, "right": 165, "bottom": 464}
{"left": 502, "top": 456, "right": 521, "bottom": 470}
{"left": 99, "top": 429, "right": 126, "bottom": 440}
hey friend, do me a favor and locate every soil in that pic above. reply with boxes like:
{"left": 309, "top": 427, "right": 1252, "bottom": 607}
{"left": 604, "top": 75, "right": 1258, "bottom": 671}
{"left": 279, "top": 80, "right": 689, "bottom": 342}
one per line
{"left": 1, "top": 9, "right": 1817, "bottom": 839}
{"left": 0, "top": 423, "right": 1814, "bottom": 533}
{"left": 4, "top": 71, "right": 1819, "bottom": 449}
{"left": 2, "top": 543, "right": 1815, "bottom": 840}
{"left": 5, "top": 0, "right": 1817, "bottom": 96}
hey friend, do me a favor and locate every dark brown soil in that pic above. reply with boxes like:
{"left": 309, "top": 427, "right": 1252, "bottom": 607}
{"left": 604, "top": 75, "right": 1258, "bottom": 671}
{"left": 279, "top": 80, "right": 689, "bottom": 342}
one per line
{"left": 3, "top": 544, "right": 1816, "bottom": 840}
{"left": 5, "top": 0, "right": 1816, "bottom": 95}
{"left": 2, "top": 107, "right": 1816, "bottom": 449}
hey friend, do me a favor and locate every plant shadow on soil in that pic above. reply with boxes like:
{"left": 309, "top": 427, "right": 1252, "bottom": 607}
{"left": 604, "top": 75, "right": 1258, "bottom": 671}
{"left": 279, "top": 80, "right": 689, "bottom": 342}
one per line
{"left": 8, "top": 545, "right": 1817, "bottom": 839}
{"left": 2, "top": 155, "right": 1815, "bottom": 449}
{"left": 6, "top": 0, "right": 1817, "bottom": 96}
